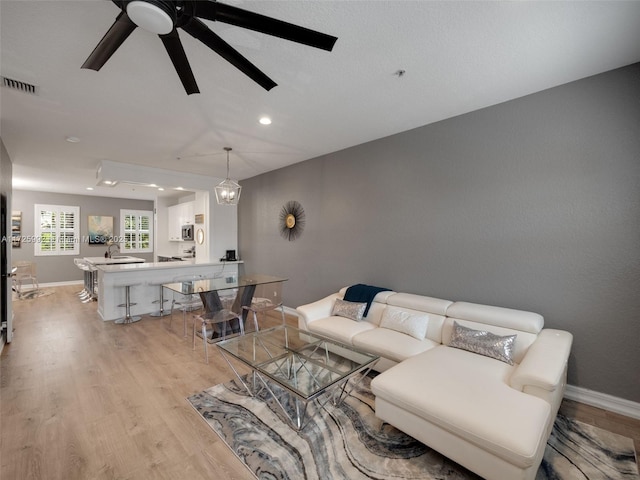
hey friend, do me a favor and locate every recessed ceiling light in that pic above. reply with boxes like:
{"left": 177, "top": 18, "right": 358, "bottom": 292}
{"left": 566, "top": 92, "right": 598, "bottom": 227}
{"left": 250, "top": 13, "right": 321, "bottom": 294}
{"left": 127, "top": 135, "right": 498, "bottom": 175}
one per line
{"left": 175, "top": 187, "right": 184, "bottom": 190}
{"left": 66, "top": 136, "right": 81, "bottom": 143}
{"left": 158, "top": 187, "right": 164, "bottom": 191}
{"left": 259, "top": 116, "right": 272, "bottom": 125}
{"left": 86, "top": 187, "right": 94, "bottom": 190}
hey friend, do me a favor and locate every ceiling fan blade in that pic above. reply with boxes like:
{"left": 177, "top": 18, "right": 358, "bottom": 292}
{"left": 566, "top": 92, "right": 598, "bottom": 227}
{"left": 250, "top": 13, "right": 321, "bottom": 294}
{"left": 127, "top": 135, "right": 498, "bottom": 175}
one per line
{"left": 82, "top": 11, "right": 137, "bottom": 70}
{"left": 182, "top": 18, "right": 277, "bottom": 91}
{"left": 160, "top": 30, "right": 200, "bottom": 95}
{"left": 195, "top": 1, "right": 337, "bottom": 52}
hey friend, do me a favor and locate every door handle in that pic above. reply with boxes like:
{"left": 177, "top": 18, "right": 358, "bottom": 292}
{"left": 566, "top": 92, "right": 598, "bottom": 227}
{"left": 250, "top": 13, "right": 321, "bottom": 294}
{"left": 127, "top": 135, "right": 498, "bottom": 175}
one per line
{"left": 1, "top": 268, "right": 17, "bottom": 277}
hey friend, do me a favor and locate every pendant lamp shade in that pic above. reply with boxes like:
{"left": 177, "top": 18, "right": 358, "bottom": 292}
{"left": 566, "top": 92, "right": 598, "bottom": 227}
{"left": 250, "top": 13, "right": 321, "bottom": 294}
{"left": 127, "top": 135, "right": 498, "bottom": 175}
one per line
{"left": 215, "top": 147, "right": 241, "bottom": 205}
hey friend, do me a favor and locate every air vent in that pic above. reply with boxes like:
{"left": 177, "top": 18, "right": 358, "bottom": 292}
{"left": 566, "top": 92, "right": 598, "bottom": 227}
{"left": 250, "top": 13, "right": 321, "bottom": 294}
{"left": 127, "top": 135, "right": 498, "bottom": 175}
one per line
{"left": 1, "top": 76, "right": 39, "bottom": 95}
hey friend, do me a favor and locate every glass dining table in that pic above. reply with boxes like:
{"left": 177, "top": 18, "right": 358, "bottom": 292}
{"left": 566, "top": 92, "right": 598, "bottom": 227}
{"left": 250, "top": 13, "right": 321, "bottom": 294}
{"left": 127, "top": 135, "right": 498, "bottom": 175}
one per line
{"left": 162, "top": 273, "right": 288, "bottom": 341}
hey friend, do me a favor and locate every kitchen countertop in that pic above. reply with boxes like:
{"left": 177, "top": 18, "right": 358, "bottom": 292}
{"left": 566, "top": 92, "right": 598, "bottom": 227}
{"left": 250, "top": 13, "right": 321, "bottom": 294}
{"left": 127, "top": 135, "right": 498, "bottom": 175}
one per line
{"left": 84, "top": 256, "right": 146, "bottom": 265}
{"left": 96, "top": 259, "right": 242, "bottom": 272}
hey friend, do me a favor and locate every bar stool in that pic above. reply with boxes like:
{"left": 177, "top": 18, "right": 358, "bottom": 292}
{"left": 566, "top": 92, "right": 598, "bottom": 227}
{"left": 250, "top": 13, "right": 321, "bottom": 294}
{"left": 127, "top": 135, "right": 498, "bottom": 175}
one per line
{"left": 75, "top": 259, "right": 91, "bottom": 303}
{"left": 74, "top": 260, "right": 93, "bottom": 302}
{"left": 87, "top": 264, "right": 98, "bottom": 302}
{"left": 114, "top": 282, "right": 142, "bottom": 324}
{"left": 148, "top": 280, "right": 171, "bottom": 318}
{"left": 74, "top": 259, "right": 90, "bottom": 299}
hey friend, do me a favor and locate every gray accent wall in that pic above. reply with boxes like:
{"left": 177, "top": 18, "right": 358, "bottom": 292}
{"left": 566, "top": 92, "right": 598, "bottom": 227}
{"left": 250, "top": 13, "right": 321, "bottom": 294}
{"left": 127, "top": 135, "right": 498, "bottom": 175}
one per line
{"left": 12, "top": 190, "right": 154, "bottom": 283}
{"left": 239, "top": 63, "right": 640, "bottom": 403}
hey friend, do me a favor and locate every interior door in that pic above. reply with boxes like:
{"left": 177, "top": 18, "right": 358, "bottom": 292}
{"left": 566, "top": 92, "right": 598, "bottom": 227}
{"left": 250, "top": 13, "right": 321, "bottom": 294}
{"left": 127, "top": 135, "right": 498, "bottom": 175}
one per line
{"left": 1, "top": 154, "right": 13, "bottom": 344}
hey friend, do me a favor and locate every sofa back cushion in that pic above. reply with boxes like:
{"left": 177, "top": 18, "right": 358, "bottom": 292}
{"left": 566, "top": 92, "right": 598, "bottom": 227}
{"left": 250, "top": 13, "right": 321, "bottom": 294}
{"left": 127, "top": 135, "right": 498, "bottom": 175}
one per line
{"left": 443, "top": 302, "right": 543, "bottom": 364}
{"left": 385, "top": 293, "right": 453, "bottom": 343}
{"left": 361, "top": 301, "right": 388, "bottom": 326}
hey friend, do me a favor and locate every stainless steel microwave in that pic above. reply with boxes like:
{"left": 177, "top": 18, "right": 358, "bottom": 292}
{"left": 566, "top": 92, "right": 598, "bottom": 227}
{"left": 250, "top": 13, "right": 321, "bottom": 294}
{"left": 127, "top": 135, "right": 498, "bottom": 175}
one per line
{"left": 181, "top": 225, "right": 194, "bottom": 241}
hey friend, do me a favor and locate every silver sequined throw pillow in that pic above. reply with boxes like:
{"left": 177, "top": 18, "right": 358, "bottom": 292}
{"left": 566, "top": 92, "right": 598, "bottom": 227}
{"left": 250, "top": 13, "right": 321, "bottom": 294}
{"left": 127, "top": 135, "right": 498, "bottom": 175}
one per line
{"left": 449, "top": 321, "right": 517, "bottom": 365}
{"left": 332, "top": 299, "right": 367, "bottom": 321}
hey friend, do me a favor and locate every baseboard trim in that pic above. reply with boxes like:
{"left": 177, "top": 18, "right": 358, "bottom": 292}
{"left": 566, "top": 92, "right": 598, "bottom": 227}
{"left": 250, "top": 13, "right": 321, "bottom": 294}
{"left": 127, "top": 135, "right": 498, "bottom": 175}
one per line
{"left": 39, "top": 280, "right": 83, "bottom": 288}
{"left": 283, "top": 305, "right": 298, "bottom": 318}
{"left": 565, "top": 384, "right": 640, "bottom": 420}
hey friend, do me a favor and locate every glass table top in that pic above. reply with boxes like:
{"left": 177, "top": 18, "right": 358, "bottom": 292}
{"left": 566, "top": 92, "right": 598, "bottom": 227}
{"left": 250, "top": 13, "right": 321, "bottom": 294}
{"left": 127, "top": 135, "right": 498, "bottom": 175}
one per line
{"left": 217, "top": 325, "right": 379, "bottom": 400}
{"left": 162, "top": 274, "right": 287, "bottom": 294}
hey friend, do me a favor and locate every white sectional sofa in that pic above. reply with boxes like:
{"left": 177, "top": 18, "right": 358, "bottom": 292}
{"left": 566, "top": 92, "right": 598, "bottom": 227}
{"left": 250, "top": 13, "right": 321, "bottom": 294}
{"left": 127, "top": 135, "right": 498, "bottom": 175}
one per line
{"left": 296, "top": 286, "right": 573, "bottom": 480}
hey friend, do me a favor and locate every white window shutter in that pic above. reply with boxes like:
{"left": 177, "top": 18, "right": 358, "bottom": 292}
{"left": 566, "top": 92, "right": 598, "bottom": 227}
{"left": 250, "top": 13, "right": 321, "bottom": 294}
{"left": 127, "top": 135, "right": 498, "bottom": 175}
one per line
{"left": 34, "top": 204, "right": 80, "bottom": 256}
{"left": 120, "top": 209, "right": 153, "bottom": 253}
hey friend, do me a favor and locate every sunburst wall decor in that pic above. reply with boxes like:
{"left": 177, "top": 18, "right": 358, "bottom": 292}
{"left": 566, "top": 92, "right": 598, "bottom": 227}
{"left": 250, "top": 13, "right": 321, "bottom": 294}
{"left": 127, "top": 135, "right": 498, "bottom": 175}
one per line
{"left": 279, "top": 201, "right": 306, "bottom": 241}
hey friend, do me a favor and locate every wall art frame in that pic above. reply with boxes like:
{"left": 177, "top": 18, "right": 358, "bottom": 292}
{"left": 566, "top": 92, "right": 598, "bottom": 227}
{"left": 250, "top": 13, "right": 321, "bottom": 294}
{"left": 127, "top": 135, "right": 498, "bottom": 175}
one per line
{"left": 88, "top": 215, "right": 114, "bottom": 245}
{"left": 11, "top": 211, "right": 22, "bottom": 247}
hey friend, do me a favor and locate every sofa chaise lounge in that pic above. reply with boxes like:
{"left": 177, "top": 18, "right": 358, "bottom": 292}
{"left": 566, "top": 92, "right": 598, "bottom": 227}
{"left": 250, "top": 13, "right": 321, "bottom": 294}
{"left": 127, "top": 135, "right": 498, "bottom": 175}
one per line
{"left": 296, "top": 286, "right": 573, "bottom": 480}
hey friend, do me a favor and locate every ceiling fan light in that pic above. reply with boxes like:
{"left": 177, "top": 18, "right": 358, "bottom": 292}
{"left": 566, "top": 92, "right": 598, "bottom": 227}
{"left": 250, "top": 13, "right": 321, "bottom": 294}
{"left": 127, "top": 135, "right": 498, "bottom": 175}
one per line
{"left": 127, "top": 1, "right": 174, "bottom": 35}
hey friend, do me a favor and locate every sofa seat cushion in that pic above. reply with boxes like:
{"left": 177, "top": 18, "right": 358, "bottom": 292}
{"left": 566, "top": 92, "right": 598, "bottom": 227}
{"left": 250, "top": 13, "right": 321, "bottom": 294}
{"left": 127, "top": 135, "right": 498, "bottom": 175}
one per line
{"left": 307, "top": 316, "right": 376, "bottom": 345}
{"left": 352, "top": 328, "right": 438, "bottom": 363}
{"left": 371, "top": 346, "right": 551, "bottom": 468}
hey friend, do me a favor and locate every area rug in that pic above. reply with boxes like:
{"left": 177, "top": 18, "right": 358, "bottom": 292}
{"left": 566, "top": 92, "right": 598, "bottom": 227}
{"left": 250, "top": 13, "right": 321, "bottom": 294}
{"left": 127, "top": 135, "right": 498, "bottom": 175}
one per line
{"left": 188, "top": 374, "right": 639, "bottom": 480}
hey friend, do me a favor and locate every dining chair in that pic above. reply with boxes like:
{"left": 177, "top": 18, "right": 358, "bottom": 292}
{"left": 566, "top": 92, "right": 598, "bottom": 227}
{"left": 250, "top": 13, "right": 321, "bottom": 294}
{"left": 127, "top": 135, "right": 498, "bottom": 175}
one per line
{"left": 242, "top": 281, "right": 286, "bottom": 332}
{"left": 169, "top": 274, "right": 205, "bottom": 336}
{"left": 12, "top": 261, "right": 39, "bottom": 298}
{"left": 193, "top": 308, "right": 244, "bottom": 364}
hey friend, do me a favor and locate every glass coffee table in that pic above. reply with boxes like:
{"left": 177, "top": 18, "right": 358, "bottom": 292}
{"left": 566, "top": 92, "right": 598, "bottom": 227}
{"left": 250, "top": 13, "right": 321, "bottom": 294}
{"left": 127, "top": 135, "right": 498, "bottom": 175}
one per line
{"left": 216, "top": 325, "right": 379, "bottom": 430}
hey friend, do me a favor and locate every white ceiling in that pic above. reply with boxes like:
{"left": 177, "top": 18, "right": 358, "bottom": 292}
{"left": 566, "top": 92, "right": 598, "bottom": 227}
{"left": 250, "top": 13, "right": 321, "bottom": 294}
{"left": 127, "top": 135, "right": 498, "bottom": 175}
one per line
{"left": 2, "top": 0, "right": 640, "bottom": 200}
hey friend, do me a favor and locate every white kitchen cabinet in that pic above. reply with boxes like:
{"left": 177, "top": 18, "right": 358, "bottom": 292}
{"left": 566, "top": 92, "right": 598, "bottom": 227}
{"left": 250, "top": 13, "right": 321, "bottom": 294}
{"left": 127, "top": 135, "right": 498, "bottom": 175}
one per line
{"left": 167, "top": 204, "right": 182, "bottom": 241}
{"left": 167, "top": 202, "right": 194, "bottom": 241}
{"left": 182, "top": 202, "right": 194, "bottom": 225}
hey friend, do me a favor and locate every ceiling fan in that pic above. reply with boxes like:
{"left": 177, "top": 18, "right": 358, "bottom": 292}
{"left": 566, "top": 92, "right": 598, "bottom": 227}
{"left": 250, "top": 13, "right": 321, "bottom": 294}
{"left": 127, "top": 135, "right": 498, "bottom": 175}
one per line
{"left": 82, "top": 0, "right": 338, "bottom": 94}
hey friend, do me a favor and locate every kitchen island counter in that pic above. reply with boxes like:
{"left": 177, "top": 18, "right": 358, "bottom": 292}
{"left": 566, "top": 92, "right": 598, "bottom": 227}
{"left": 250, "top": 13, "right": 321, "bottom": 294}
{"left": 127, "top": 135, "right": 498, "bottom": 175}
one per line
{"left": 96, "top": 260, "right": 243, "bottom": 321}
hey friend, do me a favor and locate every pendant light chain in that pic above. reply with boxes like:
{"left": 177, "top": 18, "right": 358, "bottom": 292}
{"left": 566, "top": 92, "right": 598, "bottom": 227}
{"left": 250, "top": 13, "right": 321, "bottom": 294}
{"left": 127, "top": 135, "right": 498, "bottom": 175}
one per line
{"left": 225, "top": 147, "right": 231, "bottom": 179}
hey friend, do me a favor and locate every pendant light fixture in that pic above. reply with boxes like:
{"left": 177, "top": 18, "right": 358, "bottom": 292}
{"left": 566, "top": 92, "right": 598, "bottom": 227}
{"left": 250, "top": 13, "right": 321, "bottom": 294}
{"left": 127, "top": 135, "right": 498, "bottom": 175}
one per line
{"left": 215, "top": 147, "right": 242, "bottom": 205}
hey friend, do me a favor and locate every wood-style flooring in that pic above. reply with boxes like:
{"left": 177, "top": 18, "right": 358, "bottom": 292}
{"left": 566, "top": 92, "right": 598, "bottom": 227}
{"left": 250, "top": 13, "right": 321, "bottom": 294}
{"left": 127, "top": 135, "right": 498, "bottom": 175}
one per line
{"left": 2, "top": 285, "right": 639, "bottom": 479}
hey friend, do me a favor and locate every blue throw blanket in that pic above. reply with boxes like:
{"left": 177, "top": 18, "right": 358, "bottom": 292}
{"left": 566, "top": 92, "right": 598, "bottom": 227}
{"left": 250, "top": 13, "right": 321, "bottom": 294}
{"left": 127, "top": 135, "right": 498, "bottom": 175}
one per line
{"left": 344, "top": 284, "right": 392, "bottom": 317}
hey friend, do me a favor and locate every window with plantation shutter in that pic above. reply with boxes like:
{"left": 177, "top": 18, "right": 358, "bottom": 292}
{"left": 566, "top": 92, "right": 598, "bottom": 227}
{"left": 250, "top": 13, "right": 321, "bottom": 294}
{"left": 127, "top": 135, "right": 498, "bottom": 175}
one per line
{"left": 34, "top": 204, "right": 80, "bottom": 256}
{"left": 120, "top": 210, "right": 153, "bottom": 253}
